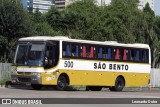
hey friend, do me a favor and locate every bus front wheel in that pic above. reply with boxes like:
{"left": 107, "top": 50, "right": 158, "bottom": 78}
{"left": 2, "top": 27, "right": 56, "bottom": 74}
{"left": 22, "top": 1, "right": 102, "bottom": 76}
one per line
{"left": 109, "top": 77, "right": 125, "bottom": 91}
{"left": 56, "top": 75, "right": 68, "bottom": 91}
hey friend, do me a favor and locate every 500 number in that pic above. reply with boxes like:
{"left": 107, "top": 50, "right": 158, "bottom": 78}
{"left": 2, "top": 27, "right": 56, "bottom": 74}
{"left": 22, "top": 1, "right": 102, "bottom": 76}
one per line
{"left": 64, "top": 61, "right": 73, "bottom": 68}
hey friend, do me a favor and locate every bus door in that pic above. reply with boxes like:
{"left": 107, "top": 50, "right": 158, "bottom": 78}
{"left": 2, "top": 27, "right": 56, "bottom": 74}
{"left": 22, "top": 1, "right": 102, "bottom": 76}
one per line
{"left": 44, "top": 41, "right": 59, "bottom": 69}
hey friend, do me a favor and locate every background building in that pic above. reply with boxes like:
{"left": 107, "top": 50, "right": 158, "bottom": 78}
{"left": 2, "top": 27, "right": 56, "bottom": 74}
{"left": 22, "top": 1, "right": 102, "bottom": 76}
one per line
{"left": 95, "top": 0, "right": 154, "bottom": 10}
{"left": 54, "top": 0, "right": 65, "bottom": 11}
{"left": 95, "top": 0, "right": 111, "bottom": 6}
{"left": 64, "top": 0, "right": 154, "bottom": 9}
{"left": 21, "top": 0, "right": 55, "bottom": 13}
{"left": 21, "top": 0, "right": 155, "bottom": 13}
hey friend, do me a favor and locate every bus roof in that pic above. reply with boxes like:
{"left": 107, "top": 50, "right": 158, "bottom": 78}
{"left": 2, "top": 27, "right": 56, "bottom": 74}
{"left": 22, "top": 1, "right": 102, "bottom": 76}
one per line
{"left": 19, "top": 36, "right": 150, "bottom": 49}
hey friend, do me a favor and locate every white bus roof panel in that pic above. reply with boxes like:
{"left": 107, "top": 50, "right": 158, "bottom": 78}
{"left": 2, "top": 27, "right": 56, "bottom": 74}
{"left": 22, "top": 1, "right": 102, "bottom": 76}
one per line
{"left": 19, "top": 36, "right": 150, "bottom": 49}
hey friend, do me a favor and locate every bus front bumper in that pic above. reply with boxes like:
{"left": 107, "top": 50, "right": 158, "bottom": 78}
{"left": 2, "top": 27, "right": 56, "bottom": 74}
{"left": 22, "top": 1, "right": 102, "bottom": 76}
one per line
{"left": 11, "top": 74, "right": 42, "bottom": 85}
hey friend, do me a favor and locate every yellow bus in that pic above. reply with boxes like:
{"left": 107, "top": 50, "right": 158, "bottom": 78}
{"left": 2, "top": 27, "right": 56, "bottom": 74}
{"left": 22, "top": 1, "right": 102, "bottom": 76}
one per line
{"left": 11, "top": 36, "right": 151, "bottom": 91}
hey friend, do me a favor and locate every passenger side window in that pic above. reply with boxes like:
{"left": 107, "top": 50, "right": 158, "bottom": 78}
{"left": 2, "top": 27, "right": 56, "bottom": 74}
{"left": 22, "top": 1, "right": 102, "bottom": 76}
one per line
{"left": 63, "top": 44, "right": 71, "bottom": 57}
{"left": 62, "top": 42, "right": 149, "bottom": 63}
{"left": 142, "top": 50, "right": 148, "bottom": 62}
{"left": 98, "top": 47, "right": 102, "bottom": 59}
{"left": 129, "top": 49, "right": 141, "bottom": 61}
{"left": 113, "top": 48, "right": 121, "bottom": 60}
{"left": 130, "top": 49, "right": 135, "bottom": 61}
{"left": 87, "top": 46, "right": 96, "bottom": 58}
{"left": 107, "top": 48, "right": 111, "bottom": 59}
{"left": 71, "top": 44, "right": 79, "bottom": 57}
{"left": 81, "top": 45, "right": 86, "bottom": 58}
{"left": 135, "top": 49, "right": 140, "bottom": 61}
{"left": 122, "top": 49, "right": 129, "bottom": 60}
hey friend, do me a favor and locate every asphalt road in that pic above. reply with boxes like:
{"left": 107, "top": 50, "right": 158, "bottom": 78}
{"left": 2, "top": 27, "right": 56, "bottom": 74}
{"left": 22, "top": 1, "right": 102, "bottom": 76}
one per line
{"left": 0, "top": 86, "right": 160, "bottom": 98}
{"left": 0, "top": 86, "right": 160, "bottom": 107}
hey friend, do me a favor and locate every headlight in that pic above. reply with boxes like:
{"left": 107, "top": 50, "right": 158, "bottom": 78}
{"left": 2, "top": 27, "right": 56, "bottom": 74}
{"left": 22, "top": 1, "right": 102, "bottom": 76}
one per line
{"left": 11, "top": 66, "right": 17, "bottom": 72}
{"left": 11, "top": 71, "right": 17, "bottom": 75}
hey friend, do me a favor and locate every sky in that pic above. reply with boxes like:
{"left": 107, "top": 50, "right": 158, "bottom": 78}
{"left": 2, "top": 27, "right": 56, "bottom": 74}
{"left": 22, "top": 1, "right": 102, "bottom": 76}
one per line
{"left": 21, "top": 0, "right": 27, "bottom": 7}
{"left": 154, "top": 0, "right": 160, "bottom": 16}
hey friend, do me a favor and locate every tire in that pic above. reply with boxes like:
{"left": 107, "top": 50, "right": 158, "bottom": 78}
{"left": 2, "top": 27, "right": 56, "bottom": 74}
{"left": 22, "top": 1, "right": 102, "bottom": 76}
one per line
{"left": 87, "top": 86, "right": 102, "bottom": 91}
{"left": 56, "top": 75, "right": 68, "bottom": 91}
{"left": 31, "top": 84, "right": 42, "bottom": 90}
{"left": 109, "top": 77, "right": 125, "bottom": 92}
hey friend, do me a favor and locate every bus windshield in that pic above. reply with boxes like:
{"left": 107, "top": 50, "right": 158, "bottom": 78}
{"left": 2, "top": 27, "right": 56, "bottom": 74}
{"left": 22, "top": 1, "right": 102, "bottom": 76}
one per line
{"left": 15, "top": 43, "right": 45, "bottom": 66}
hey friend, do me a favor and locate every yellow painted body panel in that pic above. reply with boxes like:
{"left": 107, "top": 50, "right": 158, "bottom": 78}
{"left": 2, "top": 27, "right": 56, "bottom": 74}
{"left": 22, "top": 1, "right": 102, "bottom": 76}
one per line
{"left": 12, "top": 62, "right": 150, "bottom": 87}
{"left": 41, "top": 72, "right": 58, "bottom": 85}
{"left": 41, "top": 69, "right": 150, "bottom": 87}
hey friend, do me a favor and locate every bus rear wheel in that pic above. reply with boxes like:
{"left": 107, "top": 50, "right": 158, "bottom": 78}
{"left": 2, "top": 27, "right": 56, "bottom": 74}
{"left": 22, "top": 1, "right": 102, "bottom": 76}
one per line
{"left": 87, "top": 86, "right": 102, "bottom": 91}
{"left": 56, "top": 75, "right": 68, "bottom": 91}
{"left": 31, "top": 84, "right": 42, "bottom": 90}
{"left": 109, "top": 77, "right": 125, "bottom": 91}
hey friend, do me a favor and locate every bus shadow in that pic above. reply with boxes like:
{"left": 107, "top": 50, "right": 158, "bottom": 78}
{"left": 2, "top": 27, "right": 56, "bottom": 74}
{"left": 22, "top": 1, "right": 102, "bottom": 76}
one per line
{"left": 6, "top": 84, "right": 80, "bottom": 91}
{"left": 5, "top": 83, "right": 153, "bottom": 92}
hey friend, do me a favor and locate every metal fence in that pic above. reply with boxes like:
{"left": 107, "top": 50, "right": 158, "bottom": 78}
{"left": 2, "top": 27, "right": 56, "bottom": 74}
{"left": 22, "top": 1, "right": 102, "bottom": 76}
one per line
{"left": 151, "top": 68, "right": 160, "bottom": 87}
{"left": 0, "top": 63, "right": 12, "bottom": 81}
{"left": 0, "top": 63, "right": 160, "bottom": 87}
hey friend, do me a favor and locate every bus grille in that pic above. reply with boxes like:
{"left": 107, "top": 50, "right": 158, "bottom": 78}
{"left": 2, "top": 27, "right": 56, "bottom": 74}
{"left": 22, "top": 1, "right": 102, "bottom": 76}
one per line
{"left": 17, "top": 72, "right": 23, "bottom": 75}
{"left": 25, "top": 72, "right": 32, "bottom": 75}
{"left": 18, "top": 77, "right": 31, "bottom": 83}
{"left": 17, "top": 72, "right": 31, "bottom": 75}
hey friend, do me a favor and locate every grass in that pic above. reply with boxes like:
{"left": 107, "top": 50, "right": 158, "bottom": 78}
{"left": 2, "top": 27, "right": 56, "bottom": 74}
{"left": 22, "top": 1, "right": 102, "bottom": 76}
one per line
{"left": 0, "top": 72, "right": 11, "bottom": 86}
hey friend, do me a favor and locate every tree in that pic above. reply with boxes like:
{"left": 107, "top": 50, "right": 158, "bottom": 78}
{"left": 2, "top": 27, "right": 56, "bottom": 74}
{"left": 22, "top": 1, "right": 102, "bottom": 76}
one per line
{"left": 32, "top": 8, "right": 44, "bottom": 23}
{"left": 0, "top": 35, "right": 8, "bottom": 62}
{"left": 150, "top": 16, "right": 160, "bottom": 68}
{"left": 142, "top": 3, "right": 158, "bottom": 67}
{"left": 32, "top": 21, "right": 63, "bottom": 36}
{"left": 65, "top": 0, "right": 105, "bottom": 40}
{"left": 32, "top": 8, "right": 62, "bottom": 36}
{"left": 0, "top": 0, "right": 33, "bottom": 62}
{"left": 100, "top": 0, "right": 141, "bottom": 43}
{"left": 0, "top": 0, "right": 33, "bottom": 39}
{"left": 154, "top": 18, "right": 160, "bottom": 67}
{"left": 46, "top": 6, "right": 63, "bottom": 32}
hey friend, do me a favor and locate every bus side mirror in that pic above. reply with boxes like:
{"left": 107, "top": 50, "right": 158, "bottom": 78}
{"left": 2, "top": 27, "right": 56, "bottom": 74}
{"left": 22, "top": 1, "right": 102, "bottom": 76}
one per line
{"left": 44, "top": 57, "right": 48, "bottom": 66}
